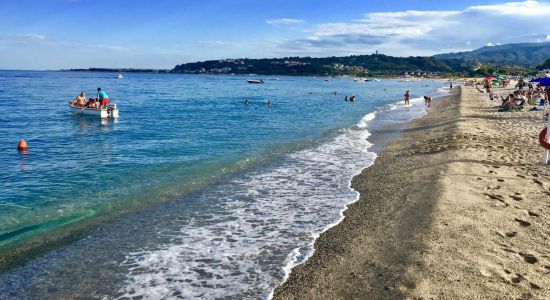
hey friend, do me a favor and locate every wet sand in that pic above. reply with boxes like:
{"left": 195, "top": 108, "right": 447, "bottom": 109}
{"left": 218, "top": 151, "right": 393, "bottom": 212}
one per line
{"left": 274, "top": 86, "right": 550, "bottom": 299}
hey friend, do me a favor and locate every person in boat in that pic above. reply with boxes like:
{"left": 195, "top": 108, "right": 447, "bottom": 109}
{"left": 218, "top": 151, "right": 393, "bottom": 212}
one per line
{"left": 96, "top": 87, "right": 109, "bottom": 108}
{"left": 72, "top": 92, "right": 86, "bottom": 107}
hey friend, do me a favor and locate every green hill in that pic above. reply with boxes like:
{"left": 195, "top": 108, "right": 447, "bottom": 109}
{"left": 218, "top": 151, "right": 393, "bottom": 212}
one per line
{"left": 434, "top": 42, "right": 550, "bottom": 66}
{"left": 172, "top": 54, "right": 463, "bottom": 76}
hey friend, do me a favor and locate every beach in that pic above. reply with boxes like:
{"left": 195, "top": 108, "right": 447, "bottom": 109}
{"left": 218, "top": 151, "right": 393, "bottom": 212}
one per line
{"left": 274, "top": 86, "right": 550, "bottom": 299}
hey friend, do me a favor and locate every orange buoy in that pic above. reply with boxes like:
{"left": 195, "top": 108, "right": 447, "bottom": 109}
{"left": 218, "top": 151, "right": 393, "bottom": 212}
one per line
{"left": 539, "top": 127, "right": 550, "bottom": 150}
{"left": 17, "top": 139, "right": 28, "bottom": 150}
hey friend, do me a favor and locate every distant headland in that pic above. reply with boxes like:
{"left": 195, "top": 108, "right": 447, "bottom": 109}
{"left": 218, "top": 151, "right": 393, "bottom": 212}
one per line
{"left": 65, "top": 42, "right": 550, "bottom": 77}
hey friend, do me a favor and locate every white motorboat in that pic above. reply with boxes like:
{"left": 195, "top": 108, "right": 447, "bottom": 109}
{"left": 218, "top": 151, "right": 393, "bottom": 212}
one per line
{"left": 69, "top": 103, "right": 119, "bottom": 118}
{"left": 116, "top": 74, "right": 124, "bottom": 79}
{"left": 247, "top": 79, "right": 264, "bottom": 84}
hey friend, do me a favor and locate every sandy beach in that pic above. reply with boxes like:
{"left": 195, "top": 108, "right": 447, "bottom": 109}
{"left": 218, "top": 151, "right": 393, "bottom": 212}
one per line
{"left": 274, "top": 86, "right": 550, "bottom": 299}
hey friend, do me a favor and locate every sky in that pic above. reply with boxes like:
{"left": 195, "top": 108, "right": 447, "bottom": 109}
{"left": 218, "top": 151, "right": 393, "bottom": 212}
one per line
{"left": 1, "top": 0, "right": 550, "bottom": 69}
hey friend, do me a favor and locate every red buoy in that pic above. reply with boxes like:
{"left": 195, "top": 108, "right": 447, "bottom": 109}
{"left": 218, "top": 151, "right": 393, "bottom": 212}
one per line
{"left": 540, "top": 127, "right": 550, "bottom": 150}
{"left": 17, "top": 139, "right": 28, "bottom": 150}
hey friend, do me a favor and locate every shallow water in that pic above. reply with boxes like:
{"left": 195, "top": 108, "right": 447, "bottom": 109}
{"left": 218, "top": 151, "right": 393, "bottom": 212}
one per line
{"left": 0, "top": 71, "right": 448, "bottom": 299}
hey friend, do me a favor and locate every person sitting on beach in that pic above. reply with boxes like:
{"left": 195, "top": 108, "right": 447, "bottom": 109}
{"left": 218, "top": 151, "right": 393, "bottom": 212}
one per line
{"left": 404, "top": 90, "right": 410, "bottom": 105}
{"left": 72, "top": 92, "right": 86, "bottom": 107}
{"left": 96, "top": 87, "right": 109, "bottom": 108}
{"left": 499, "top": 98, "right": 515, "bottom": 112}
{"left": 499, "top": 94, "right": 516, "bottom": 112}
{"left": 424, "top": 96, "right": 432, "bottom": 107}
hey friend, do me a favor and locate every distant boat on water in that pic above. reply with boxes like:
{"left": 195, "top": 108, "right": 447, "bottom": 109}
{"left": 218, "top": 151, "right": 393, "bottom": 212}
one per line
{"left": 247, "top": 79, "right": 264, "bottom": 84}
{"left": 116, "top": 74, "right": 124, "bottom": 79}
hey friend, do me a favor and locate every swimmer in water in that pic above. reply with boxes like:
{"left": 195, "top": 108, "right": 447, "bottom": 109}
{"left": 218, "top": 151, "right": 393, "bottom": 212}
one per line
{"left": 404, "top": 90, "right": 410, "bottom": 105}
{"left": 244, "top": 99, "right": 249, "bottom": 105}
{"left": 267, "top": 100, "right": 272, "bottom": 106}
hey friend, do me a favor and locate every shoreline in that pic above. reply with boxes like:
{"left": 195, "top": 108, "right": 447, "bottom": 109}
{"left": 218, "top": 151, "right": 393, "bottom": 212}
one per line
{"left": 273, "top": 88, "right": 451, "bottom": 295}
{"left": 273, "top": 86, "right": 550, "bottom": 298}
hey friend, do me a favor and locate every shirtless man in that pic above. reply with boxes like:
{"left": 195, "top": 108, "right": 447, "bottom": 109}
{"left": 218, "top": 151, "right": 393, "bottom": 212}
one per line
{"left": 73, "top": 92, "right": 86, "bottom": 107}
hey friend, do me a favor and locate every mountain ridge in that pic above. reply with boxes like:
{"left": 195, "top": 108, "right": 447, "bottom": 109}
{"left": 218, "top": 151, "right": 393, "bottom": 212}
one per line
{"left": 434, "top": 42, "right": 550, "bottom": 66}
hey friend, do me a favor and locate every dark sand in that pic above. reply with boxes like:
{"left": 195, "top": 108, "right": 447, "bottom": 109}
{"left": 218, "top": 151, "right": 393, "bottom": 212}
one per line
{"left": 274, "top": 86, "right": 550, "bottom": 299}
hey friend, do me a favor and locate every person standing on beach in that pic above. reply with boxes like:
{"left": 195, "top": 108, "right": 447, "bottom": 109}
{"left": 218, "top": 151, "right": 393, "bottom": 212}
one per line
{"left": 404, "top": 90, "right": 410, "bottom": 105}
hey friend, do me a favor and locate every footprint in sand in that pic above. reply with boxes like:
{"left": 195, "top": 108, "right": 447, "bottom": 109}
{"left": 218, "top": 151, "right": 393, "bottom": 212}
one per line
{"left": 483, "top": 193, "right": 509, "bottom": 206}
{"left": 511, "top": 274, "right": 523, "bottom": 284}
{"left": 509, "top": 195, "right": 523, "bottom": 201}
{"left": 519, "top": 252, "right": 539, "bottom": 264}
{"left": 527, "top": 211, "right": 540, "bottom": 217}
{"left": 505, "top": 231, "right": 517, "bottom": 237}
{"left": 530, "top": 282, "right": 541, "bottom": 290}
{"left": 514, "top": 218, "right": 531, "bottom": 227}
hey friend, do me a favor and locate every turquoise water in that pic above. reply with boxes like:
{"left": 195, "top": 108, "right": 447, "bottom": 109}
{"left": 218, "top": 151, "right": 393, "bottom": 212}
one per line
{"left": 0, "top": 71, "right": 447, "bottom": 298}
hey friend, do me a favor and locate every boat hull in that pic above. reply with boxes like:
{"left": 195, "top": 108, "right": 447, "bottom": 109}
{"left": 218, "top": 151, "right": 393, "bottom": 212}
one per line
{"left": 69, "top": 104, "right": 119, "bottom": 118}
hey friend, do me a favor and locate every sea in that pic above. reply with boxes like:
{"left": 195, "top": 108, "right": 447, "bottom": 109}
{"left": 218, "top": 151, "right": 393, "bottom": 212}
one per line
{"left": 0, "top": 71, "right": 450, "bottom": 299}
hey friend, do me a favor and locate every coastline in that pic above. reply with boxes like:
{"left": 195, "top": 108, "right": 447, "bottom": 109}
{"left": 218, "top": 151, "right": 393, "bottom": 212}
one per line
{"left": 273, "top": 86, "right": 550, "bottom": 298}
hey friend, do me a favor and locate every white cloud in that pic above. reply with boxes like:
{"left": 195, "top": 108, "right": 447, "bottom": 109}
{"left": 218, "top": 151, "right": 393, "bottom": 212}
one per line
{"left": 275, "top": 1, "right": 550, "bottom": 57}
{"left": 266, "top": 18, "right": 304, "bottom": 26}
{"left": 22, "top": 33, "right": 46, "bottom": 40}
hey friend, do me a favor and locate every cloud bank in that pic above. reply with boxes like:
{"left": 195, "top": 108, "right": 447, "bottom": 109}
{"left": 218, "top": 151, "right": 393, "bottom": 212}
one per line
{"left": 274, "top": 0, "right": 550, "bottom": 57}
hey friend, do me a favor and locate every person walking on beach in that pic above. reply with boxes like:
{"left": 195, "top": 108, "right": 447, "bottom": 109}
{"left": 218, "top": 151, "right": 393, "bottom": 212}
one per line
{"left": 96, "top": 87, "right": 109, "bottom": 108}
{"left": 404, "top": 90, "right": 410, "bottom": 105}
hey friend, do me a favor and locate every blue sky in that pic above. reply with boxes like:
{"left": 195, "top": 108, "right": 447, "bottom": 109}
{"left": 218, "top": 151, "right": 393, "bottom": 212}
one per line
{"left": 1, "top": 0, "right": 549, "bottom": 69}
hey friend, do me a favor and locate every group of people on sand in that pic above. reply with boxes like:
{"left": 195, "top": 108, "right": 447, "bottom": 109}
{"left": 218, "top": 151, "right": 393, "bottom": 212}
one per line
{"left": 483, "top": 78, "right": 550, "bottom": 112}
{"left": 71, "top": 88, "right": 110, "bottom": 109}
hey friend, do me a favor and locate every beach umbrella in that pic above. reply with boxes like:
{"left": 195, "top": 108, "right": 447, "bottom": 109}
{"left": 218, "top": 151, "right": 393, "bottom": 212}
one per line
{"left": 532, "top": 77, "right": 550, "bottom": 86}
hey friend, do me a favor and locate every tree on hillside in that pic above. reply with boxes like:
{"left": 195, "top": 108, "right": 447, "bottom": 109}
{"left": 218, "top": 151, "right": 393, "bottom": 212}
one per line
{"left": 537, "top": 58, "right": 550, "bottom": 70}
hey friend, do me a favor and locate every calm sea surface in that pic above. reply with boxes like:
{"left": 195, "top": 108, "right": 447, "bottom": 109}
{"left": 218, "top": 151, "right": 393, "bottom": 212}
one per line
{"left": 0, "top": 71, "right": 448, "bottom": 299}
